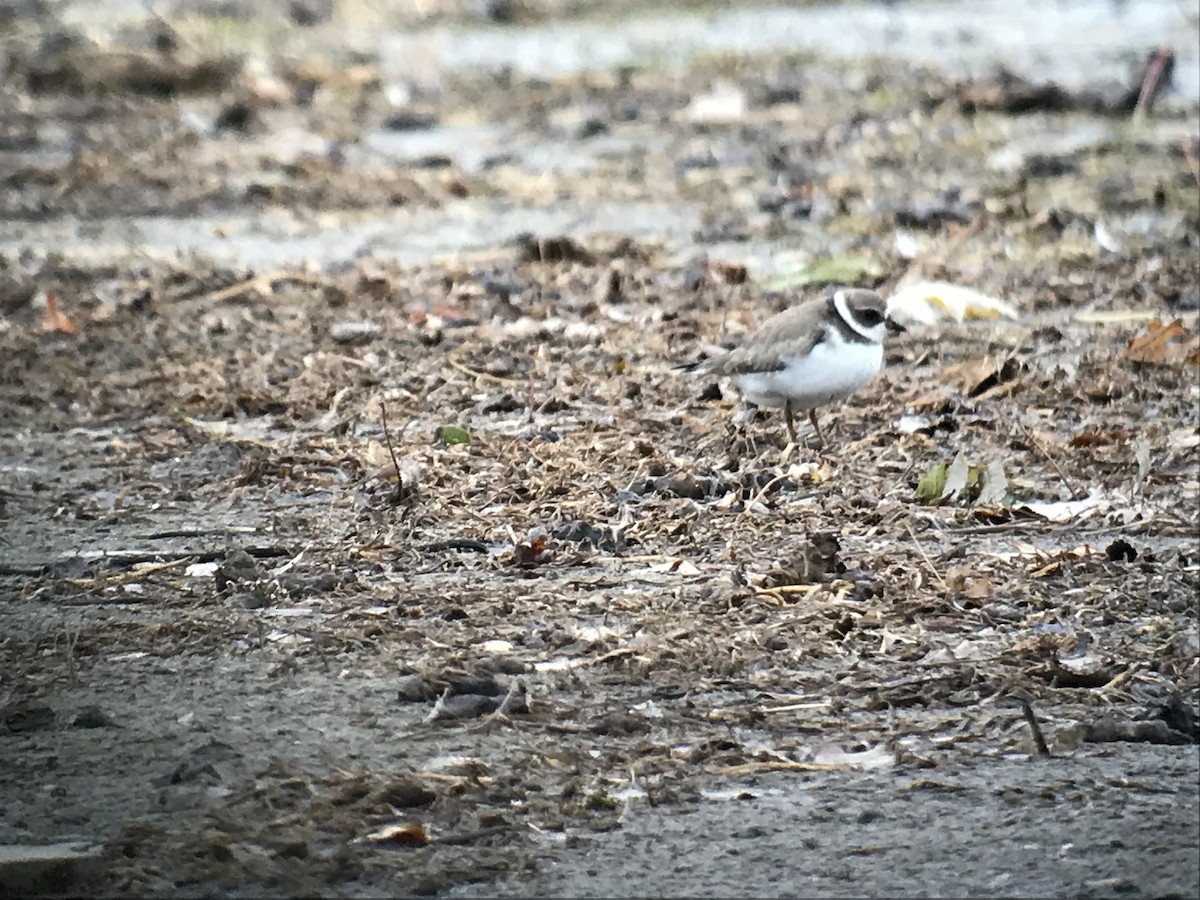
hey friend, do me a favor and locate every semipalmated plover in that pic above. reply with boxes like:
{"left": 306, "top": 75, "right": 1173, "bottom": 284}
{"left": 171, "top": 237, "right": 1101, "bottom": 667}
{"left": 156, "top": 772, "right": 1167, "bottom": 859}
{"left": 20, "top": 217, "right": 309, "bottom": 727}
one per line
{"left": 680, "top": 288, "right": 890, "bottom": 447}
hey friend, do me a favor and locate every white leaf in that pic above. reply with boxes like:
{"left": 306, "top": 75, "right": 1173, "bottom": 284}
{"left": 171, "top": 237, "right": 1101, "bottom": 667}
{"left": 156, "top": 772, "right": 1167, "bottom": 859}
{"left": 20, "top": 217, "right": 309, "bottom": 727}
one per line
{"left": 896, "top": 414, "right": 931, "bottom": 435}
{"left": 942, "top": 450, "right": 970, "bottom": 501}
{"left": 683, "top": 81, "right": 747, "bottom": 123}
{"left": 977, "top": 459, "right": 1008, "bottom": 506}
{"left": 1016, "top": 495, "right": 1107, "bottom": 523}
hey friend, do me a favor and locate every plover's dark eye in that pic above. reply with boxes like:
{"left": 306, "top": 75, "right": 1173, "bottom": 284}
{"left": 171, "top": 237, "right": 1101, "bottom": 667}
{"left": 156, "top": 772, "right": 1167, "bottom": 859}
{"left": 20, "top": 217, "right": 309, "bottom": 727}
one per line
{"left": 859, "top": 308, "right": 885, "bottom": 327}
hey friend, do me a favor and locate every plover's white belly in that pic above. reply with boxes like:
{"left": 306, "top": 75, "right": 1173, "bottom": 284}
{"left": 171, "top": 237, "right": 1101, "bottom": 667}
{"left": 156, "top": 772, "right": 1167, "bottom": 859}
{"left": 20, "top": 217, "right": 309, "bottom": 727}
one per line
{"left": 734, "top": 338, "right": 882, "bottom": 409}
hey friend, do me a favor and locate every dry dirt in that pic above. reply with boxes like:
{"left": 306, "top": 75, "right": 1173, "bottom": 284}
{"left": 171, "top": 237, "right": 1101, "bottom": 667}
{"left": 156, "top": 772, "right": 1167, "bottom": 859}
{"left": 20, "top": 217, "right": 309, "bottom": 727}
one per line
{"left": 1, "top": 1, "right": 1198, "bottom": 898}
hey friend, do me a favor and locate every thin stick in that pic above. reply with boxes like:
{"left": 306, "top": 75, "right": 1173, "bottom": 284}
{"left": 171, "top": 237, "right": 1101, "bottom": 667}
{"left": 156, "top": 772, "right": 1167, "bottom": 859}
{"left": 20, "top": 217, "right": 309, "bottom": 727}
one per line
{"left": 1182, "top": 139, "right": 1200, "bottom": 188}
{"left": 904, "top": 522, "right": 947, "bottom": 591}
{"left": 378, "top": 401, "right": 403, "bottom": 480}
{"left": 747, "top": 473, "right": 790, "bottom": 510}
{"left": 482, "top": 679, "right": 522, "bottom": 726}
{"left": 760, "top": 700, "right": 832, "bottom": 713}
{"left": 1018, "top": 698, "right": 1051, "bottom": 757}
{"left": 1017, "top": 421, "right": 1082, "bottom": 500}
{"left": 64, "top": 627, "right": 80, "bottom": 685}
{"left": 187, "top": 272, "right": 328, "bottom": 307}
{"left": 445, "top": 357, "right": 521, "bottom": 385}
{"left": 1132, "top": 49, "right": 1170, "bottom": 119}
{"left": 73, "top": 556, "right": 192, "bottom": 585}
{"left": 748, "top": 584, "right": 822, "bottom": 599}
{"left": 526, "top": 352, "right": 537, "bottom": 421}
{"left": 378, "top": 401, "right": 412, "bottom": 505}
{"left": 716, "top": 760, "right": 851, "bottom": 776}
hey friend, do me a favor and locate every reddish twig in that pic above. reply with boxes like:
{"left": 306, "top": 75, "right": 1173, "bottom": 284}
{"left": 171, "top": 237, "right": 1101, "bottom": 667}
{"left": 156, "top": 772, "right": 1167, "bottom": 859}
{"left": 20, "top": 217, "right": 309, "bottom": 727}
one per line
{"left": 1182, "top": 139, "right": 1200, "bottom": 188}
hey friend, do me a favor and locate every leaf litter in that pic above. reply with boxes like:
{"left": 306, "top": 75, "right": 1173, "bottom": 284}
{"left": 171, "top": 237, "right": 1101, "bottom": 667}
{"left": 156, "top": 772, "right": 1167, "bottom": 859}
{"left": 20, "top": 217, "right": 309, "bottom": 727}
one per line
{"left": 0, "top": 4, "right": 1198, "bottom": 898}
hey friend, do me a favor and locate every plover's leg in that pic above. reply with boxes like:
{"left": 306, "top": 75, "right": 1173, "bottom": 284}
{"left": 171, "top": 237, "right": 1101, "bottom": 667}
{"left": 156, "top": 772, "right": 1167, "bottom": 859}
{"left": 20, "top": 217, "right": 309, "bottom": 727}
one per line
{"left": 807, "top": 409, "right": 827, "bottom": 449}
{"left": 784, "top": 401, "right": 798, "bottom": 446}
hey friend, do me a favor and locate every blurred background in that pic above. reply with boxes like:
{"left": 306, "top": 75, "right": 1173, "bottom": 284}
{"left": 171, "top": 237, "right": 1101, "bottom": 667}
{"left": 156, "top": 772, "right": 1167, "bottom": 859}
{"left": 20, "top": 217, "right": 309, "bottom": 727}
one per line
{"left": 1, "top": 0, "right": 1197, "bottom": 272}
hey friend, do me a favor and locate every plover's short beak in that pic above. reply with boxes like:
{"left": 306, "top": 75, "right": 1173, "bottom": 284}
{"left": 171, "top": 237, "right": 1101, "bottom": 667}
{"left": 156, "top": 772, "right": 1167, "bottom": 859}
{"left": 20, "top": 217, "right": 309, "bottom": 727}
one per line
{"left": 885, "top": 316, "right": 907, "bottom": 335}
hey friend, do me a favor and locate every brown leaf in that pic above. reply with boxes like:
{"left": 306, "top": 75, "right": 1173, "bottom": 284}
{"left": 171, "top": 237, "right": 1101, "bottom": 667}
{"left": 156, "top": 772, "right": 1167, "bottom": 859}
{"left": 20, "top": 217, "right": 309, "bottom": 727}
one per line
{"left": 517, "top": 235, "right": 595, "bottom": 265}
{"left": 709, "top": 260, "right": 748, "bottom": 285}
{"left": 1069, "top": 428, "right": 1134, "bottom": 448}
{"left": 1122, "top": 318, "right": 1200, "bottom": 364}
{"left": 364, "top": 821, "right": 430, "bottom": 847}
{"left": 936, "top": 356, "right": 1021, "bottom": 398}
{"left": 762, "top": 533, "right": 843, "bottom": 587}
{"left": 963, "top": 575, "right": 991, "bottom": 601}
{"left": 945, "top": 565, "right": 989, "bottom": 598}
{"left": 40, "top": 291, "right": 78, "bottom": 334}
{"left": 510, "top": 538, "right": 551, "bottom": 568}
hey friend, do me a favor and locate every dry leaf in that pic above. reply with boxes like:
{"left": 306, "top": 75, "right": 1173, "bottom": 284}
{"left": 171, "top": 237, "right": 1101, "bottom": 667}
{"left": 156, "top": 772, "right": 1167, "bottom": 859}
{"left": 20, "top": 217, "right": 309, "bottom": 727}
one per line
{"left": 963, "top": 575, "right": 992, "bottom": 600}
{"left": 942, "top": 451, "right": 971, "bottom": 501}
{"left": 41, "top": 291, "right": 78, "bottom": 334}
{"left": 1069, "top": 429, "right": 1134, "bottom": 448}
{"left": 887, "top": 281, "right": 1019, "bottom": 327}
{"left": 1122, "top": 318, "right": 1200, "bottom": 365}
{"left": 710, "top": 260, "right": 748, "bottom": 284}
{"left": 1016, "top": 496, "right": 1108, "bottom": 523}
{"left": 936, "top": 357, "right": 1021, "bottom": 398}
{"left": 682, "top": 81, "right": 748, "bottom": 124}
{"left": 976, "top": 459, "right": 1008, "bottom": 506}
{"left": 362, "top": 822, "right": 430, "bottom": 847}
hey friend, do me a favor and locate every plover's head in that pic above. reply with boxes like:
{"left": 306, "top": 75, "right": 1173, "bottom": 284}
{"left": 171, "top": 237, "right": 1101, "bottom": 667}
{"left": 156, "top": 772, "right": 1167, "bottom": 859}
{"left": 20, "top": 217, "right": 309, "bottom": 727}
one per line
{"left": 832, "top": 288, "right": 889, "bottom": 342}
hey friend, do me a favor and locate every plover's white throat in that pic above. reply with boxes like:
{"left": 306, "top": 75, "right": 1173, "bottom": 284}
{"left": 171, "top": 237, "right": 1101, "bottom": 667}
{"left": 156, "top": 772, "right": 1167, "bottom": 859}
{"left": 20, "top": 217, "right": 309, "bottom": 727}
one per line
{"left": 680, "top": 288, "right": 890, "bottom": 447}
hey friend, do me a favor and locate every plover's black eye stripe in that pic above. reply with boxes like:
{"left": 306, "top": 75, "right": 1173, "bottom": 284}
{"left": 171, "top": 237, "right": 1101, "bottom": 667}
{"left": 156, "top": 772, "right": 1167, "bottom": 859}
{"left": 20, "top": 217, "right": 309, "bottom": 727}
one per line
{"left": 858, "top": 308, "right": 884, "bottom": 326}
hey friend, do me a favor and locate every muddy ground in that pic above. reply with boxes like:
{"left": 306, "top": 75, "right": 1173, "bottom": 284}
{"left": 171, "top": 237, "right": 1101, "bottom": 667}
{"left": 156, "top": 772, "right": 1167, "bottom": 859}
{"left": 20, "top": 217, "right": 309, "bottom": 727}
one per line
{"left": 1, "top": 1, "right": 1199, "bottom": 897}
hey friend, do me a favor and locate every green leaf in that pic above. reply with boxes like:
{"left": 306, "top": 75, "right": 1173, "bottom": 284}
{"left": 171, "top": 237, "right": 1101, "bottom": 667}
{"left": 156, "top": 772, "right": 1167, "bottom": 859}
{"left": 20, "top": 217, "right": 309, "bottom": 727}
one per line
{"left": 762, "top": 255, "right": 879, "bottom": 290}
{"left": 915, "top": 461, "right": 950, "bottom": 502}
{"left": 437, "top": 425, "right": 471, "bottom": 446}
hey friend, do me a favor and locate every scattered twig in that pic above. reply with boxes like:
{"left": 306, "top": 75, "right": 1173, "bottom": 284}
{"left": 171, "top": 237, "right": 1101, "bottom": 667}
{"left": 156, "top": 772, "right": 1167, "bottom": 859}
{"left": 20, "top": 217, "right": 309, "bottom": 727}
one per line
{"left": 1132, "top": 47, "right": 1172, "bottom": 119}
{"left": 746, "top": 473, "right": 790, "bottom": 511}
{"left": 716, "top": 760, "right": 851, "bottom": 776}
{"left": 63, "top": 627, "right": 80, "bottom": 685}
{"left": 445, "top": 357, "right": 522, "bottom": 385}
{"left": 71, "top": 557, "right": 193, "bottom": 587}
{"left": 759, "top": 700, "right": 832, "bottom": 714}
{"left": 14, "top": 546, "right": 294, "bottom": 577}
{"left": 132, "top": 527, "right": 258, "bottom": 540}
{"left": 0, "top": 564, "right": 51, "bottom": 577}
{"left": 378, "top": 400, "right": 412, "bottom": 506}
{"left": 947, "top": 521, "right": 1060, "bottom": 536}
{"left": 1183, "top": 139, "right": 1200, "bottom": 188}
{"left": 526, "top": 351, "right": 537, "bottom": 421}
{"left": 904, "top": 522, "right": 948, "bottom": 591}
{"left": 420, "top": 538, "right": 489, "bottom": 553}
{"left": 409, "top": 771, "right": 495, "bottom": 786}
{"left": 583, "top": 646, "right": 640, "bottom": 668}
{"left": 187, "top": 271, "right": 329, "bottom": 307}
{"left": 747, "top": 584, "right": 822, "bottom": 599}
{"left": 1017, "top": 421, "right": 1083, "bottom": 500}
{"left": 482, "top": 679, "right": 523, "bottom": 726}
{"left": 1017, "top": 696, "right": 1051, "bottom": 757}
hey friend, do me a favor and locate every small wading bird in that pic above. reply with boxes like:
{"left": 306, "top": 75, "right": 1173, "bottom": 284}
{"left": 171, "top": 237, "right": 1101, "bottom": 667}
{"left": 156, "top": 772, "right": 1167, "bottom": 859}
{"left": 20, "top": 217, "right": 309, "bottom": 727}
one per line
{"left": 678, "top": 288, "right": 894, "bottom": 448}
